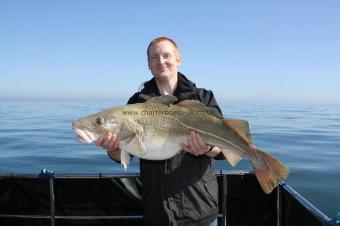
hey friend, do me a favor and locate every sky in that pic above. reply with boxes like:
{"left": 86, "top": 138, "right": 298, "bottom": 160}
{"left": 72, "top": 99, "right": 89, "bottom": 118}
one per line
{"left": 0, "top": 0, "right": 339, "bottom": 103}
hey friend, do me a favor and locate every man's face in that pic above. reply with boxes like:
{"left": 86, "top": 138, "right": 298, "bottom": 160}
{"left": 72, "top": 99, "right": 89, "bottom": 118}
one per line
{"left": 148, "top": 41, "right": 181, "bottom": 81}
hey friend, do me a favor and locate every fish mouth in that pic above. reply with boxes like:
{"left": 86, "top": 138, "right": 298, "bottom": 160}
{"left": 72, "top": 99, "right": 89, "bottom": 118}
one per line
{"left": 73, "top": 127, "right": 98, "bottom": 143}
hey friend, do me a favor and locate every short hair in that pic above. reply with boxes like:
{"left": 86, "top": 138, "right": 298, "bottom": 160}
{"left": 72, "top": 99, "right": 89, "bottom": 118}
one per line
{"left": 147, "top": 37, "right": 180, "bottom": 59}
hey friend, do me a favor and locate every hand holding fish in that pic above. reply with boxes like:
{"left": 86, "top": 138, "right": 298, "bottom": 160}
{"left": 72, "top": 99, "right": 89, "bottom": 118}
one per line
{"left": 96, "top": 132, "right": 121, "bottom": 161}
{"left": 182, "top": 131, "right": 218, "bottom": 157}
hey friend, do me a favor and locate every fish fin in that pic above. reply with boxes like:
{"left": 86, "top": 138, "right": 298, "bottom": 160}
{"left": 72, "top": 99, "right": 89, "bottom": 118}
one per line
{"left": 120, "top": 127, "right": 147, "bottom": 156}
{"left": 120, "top": 119, "right": 147, "bottom": 156}
{"left": 250, "top": 146, "right": 289, "bottom": 194}
{"left": 132, "top": 134, "right": 147, "bottom": 156}
{"left": 176, "top": 100, "right": 221, "bottom": 117}
{"left": 119, "top": 178, "right": 142, "bottom": 200}
{"left": 223, "top": 119, "right": 252, "bottom": 144}
{"left": 145, "top": 95, "right": 177, "bottom": 106}
{"left": 120, "top": 150, "right": 131, "bottom": 171}
{"left": 138, "top": 94, "right": 155, "bottom": 102}
{"left": 133, "top": 126, "right": 147, "bottom": 156}
{"left": 220, "top": 148, "right": 244, "bottom": 166}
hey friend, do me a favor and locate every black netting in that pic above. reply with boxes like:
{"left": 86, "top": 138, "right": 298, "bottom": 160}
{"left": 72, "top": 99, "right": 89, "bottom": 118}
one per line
{"left": 0, "top": 173, "right": 329, "bottom": 226}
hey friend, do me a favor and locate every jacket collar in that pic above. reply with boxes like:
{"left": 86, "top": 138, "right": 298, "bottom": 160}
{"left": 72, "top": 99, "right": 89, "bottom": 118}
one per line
{"left": 140, "top": 72, "right": 197, "bottom": 101}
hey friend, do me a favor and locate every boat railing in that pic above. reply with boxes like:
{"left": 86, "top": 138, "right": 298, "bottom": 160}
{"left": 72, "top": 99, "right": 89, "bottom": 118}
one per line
{"left": 0, "top": 170, "right": 334, "bottom": 226}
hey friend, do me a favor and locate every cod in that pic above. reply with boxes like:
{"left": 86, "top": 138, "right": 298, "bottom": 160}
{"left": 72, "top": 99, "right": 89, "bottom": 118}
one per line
{"left": 72, "top": 96, "right": 289, "bottom": 194}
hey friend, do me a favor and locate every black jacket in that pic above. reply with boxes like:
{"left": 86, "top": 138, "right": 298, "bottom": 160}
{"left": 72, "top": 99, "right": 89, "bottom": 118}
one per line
{"left": 127, "top": 72, "right": 222, "bottom": 226}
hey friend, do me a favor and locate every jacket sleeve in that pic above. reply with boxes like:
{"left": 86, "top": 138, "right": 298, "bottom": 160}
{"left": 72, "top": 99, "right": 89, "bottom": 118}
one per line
{"left": 197, "top": 89, "right": 223, "bottom": 118}
{"left": 127, "top": 92, "right": 140, "bottom": 104}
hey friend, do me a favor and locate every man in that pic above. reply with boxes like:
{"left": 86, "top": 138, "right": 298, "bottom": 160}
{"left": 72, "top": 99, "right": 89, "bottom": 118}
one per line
{"left": 97, "top": 37, "right": 223, "bottom": 226}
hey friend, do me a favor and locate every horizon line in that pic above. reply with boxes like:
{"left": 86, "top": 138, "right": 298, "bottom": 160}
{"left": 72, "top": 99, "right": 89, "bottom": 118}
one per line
{"left": 1, "top": 95, "right": 339, "bottom": 105}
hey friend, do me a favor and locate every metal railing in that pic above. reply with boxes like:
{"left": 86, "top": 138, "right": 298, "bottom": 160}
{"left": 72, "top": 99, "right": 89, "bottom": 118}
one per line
{"left": 0, "top": 170, "right": 332, "bottom": 226}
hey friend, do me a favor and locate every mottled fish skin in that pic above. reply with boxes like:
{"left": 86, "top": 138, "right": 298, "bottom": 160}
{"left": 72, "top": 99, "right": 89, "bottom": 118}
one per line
{"left": 73, "top": 102, "right": 246, "bottom": 158}
{"left": 72, "top": 96, "right": 289, "bottom": 194}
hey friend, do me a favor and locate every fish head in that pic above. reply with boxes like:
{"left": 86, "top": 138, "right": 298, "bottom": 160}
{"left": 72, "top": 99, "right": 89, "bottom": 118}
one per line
{"left": 72, "top": 108, "right": 124, "bottom": 143}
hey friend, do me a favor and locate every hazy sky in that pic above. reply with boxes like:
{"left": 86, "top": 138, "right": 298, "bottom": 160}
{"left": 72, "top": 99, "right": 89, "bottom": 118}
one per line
{"left": 1, "top": 0, "right": 339, "bottom": 103}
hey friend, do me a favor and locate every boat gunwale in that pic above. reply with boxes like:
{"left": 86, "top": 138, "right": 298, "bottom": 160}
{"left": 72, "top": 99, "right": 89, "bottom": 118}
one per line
{"left": 0, "top": 170, "right": 333, "bottom": 226}
{"left": 0, "top": 170, "right": 252, "bottom": 179}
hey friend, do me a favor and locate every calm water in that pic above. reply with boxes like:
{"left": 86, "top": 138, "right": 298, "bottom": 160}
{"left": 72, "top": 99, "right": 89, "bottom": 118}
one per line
{"left": 0, "top": 100, "right": 339, "bottom": 217}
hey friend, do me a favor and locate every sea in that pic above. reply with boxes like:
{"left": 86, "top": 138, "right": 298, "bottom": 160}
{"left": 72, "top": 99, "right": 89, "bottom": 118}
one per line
{"left": 0, "top": 100, "right": 339, "bottom": 218}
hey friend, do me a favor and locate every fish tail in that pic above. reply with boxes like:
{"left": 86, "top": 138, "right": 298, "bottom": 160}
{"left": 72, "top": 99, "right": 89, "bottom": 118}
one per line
{"left": 250, "top": 146, "right": 289, "bottom": 194}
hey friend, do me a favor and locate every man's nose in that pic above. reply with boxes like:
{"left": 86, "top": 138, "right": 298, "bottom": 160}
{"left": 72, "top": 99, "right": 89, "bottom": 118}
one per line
{"left": 158, "top": 56, "right": 165, "bottom": 64}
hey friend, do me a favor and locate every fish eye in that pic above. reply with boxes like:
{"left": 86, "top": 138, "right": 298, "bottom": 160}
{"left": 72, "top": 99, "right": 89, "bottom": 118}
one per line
{"left": 95, "top": 117, "right": 105, "bottom": 126}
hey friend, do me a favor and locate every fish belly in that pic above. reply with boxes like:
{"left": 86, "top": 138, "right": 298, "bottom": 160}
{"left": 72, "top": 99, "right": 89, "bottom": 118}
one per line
{"left": 122, "top": 131, "right": 187, "bottom": 160}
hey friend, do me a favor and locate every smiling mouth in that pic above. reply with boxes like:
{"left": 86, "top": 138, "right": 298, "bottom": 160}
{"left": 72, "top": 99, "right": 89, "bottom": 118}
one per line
{"left": 158, "top": 69, "right": 169, "bottom": 74}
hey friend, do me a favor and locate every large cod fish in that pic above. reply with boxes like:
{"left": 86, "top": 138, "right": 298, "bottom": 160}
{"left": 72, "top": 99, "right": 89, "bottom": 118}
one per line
{"left": 72, "top": 95, "right": 289, "bottom": 194}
